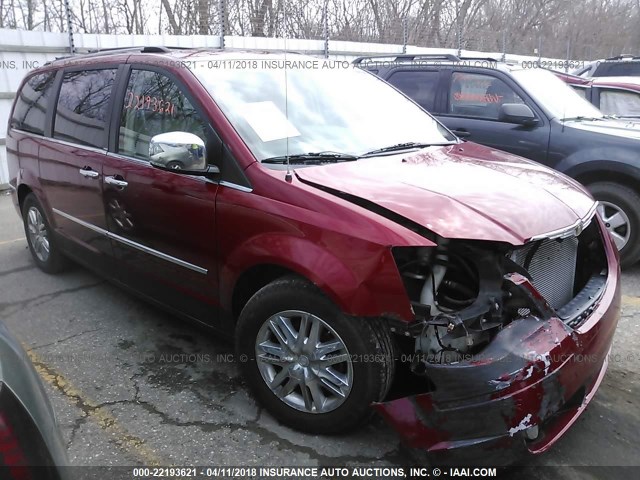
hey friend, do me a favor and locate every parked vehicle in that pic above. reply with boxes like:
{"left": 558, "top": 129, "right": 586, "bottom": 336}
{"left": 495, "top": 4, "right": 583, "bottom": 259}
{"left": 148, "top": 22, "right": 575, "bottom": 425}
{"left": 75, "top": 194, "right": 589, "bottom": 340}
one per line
{"left": 7, "top": 48, "right": 620, "bottom": 465}
{"left": 357, "top": 53, "right": 640, "bottom": 266}
{"left": 556, "top": 71, "right": 640, "bottom": 119}
{"left": 573, "top": 55, "right": 640, "bottom": 78}
{"left": 0, "top": 321, "right": 68, "bottom": 479}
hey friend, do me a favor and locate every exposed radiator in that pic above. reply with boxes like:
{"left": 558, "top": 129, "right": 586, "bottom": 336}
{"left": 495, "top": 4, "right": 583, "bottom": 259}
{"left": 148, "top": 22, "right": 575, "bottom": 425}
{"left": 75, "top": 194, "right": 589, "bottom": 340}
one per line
{"left": 512, "top": 236, "right": 579, "bottom": 309}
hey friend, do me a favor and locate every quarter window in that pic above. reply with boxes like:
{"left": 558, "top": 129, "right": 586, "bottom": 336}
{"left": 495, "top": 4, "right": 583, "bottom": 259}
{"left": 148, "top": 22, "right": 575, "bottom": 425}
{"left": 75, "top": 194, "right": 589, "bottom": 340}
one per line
{"left": 11, "top": 72, "right": 56, "bottom": 135}
{"left": 53, "top": 69, "right": 117, "bottom": 148}
{"left": 118, "top": 70, "right": 207, "bottom": 161}
{"left": 448, "top": 72, "right": 525, "bottom": 121}
{"left": 387, "top": 70, "right": 439, "bottom": 111}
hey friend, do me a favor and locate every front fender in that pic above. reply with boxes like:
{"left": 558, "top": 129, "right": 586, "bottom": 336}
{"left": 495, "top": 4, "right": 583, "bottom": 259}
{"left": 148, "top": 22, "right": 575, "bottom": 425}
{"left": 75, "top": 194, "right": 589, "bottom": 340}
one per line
{"left": 561, "top": 157, "right": 640, "bottom": 185}
{"left": 553, "top": 139, "right": 640, "bottom": 183}
{"left": 220, "top": 233, "right": 414, "bottom": 321}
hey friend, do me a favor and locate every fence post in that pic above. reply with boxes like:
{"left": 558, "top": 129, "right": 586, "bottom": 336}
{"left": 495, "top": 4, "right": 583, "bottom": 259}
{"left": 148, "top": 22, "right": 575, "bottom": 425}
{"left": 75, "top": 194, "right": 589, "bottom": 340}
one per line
{"left": 323, "top": 0, "right": 329, "bottom": 58}
{"left": 402, "top": 17, "right": 408, "bottom": 54}
{"left": 501, "top": 31, "right": 506, "bottom": 62}
{"left": 63, "top": 0, "right": 75, "bottom": 54}
{"left": 565, "top": 37, "right": 571, "bottom": 72}
{"left": 537, "top": 35, "right": 542, "bottom": 66}
{"left": 218, "top": 0, "right": 226, "bottom": 50}
{"left": 457, "top": 7, "right": 462, "bottom": 56}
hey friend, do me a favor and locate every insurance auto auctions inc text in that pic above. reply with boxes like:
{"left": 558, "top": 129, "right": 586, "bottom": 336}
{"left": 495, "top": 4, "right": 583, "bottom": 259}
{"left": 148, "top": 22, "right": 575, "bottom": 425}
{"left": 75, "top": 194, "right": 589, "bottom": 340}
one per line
{"left": 210, "top": 466, "right": 498, "bottom": 478}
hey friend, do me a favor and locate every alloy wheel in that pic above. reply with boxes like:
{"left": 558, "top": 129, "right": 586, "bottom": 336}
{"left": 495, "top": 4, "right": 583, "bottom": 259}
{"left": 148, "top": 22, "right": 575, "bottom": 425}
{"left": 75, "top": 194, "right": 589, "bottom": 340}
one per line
{"left": 598, "top": 201, "right": 631, "bottom": 250}
{"left": 255, "top": 310, "right": 353, "bottom": 414}
{"left": 27, "top": 206, "right": 50, "bottom": 262}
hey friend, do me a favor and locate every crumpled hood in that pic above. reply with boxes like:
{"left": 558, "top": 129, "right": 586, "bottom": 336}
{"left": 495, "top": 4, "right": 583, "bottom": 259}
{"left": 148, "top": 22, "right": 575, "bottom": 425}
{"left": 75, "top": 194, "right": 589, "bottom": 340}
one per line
{"left": 295, "top": 143, "right": 596, "bottom": 245}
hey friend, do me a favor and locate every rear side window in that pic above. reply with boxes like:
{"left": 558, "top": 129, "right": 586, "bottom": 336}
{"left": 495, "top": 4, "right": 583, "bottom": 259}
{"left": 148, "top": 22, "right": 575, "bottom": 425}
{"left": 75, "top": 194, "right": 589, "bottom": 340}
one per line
{"left": 387, "top": 70, "right": 439, "bottom": 111}
{"left": 118, "top": 69, "right": 207, "bottom": 161}
{"left": 593, "top": 62, "right": 640, "bottom": 77}
{"left": 53, "top": 69, "right": 117, "bottom": 148}
{"left": 599, "top": 89, "right": 640, "bottom": 117}
{"left": 11, "top": 72, "right": 56, "bottom": 135}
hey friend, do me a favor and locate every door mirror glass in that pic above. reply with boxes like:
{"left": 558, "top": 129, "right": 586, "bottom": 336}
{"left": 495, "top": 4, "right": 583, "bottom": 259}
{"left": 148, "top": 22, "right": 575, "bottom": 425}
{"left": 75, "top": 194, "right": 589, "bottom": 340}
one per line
{"left": 149, "top": 132, "right": 207, "bottom": 171}
{"left": 499, "top": 103, "right": 538, "bottom": 125}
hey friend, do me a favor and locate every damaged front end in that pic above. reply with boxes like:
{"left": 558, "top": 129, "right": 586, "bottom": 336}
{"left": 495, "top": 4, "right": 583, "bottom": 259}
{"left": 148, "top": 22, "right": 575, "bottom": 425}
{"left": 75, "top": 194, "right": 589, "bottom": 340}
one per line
{"left": 376, "top": 213, "right": 620, "bottom": 465}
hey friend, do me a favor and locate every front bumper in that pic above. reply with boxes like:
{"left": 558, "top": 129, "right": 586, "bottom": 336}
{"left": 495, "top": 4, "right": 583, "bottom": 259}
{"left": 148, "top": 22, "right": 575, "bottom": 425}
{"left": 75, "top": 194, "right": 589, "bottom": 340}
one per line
{"left": 373, "top": 218, "right": 621, "bottom": 466}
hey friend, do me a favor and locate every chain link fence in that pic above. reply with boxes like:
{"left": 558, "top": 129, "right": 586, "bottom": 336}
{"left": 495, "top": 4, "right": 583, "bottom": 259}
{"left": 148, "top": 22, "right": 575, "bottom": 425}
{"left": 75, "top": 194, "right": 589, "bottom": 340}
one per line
{"left": 4, "top": 0, "right": 636, "bottom": 63}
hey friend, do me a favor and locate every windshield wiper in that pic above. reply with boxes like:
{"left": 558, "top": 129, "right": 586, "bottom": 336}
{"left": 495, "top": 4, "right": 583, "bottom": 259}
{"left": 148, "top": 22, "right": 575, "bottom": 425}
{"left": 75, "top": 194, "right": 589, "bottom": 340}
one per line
{"left": 561, "top": 116, "right": 604, "bottom": 122}
{"left": 262, "top": 151, "right": 358, "bottom": 164}
{"left": 360, "top": 142, "right": 434, "bottom": 157}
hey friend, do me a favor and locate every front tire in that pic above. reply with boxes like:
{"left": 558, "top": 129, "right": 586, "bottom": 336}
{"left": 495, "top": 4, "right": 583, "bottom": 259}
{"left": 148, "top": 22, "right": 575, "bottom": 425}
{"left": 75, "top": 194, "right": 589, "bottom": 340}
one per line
{"left": 235, "top": 276, "right": 395, "bottom": 434}
{"left": 22, "top": 193, "right": 68, "bottom": 274}
{"left": 588, "top": 182, "right": 640, "bottom": 267}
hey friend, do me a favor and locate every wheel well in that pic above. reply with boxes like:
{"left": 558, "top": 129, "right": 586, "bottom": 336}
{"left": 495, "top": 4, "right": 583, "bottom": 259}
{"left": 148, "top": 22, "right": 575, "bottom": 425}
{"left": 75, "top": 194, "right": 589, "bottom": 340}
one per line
{"left": 17, "top": 184, "right": 32, "bottom": 212}
{"left": 575, "top": 170, "right": 640, "bottom": 194}
{"left": 231, "top": 264, "right": 297, "bottom": 321}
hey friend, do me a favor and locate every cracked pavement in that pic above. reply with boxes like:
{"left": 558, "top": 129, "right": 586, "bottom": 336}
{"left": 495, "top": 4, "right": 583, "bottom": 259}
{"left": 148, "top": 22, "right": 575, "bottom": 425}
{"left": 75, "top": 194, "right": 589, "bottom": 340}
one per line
{"left": 0, "top": 191, "right": 639, "bottom": 477}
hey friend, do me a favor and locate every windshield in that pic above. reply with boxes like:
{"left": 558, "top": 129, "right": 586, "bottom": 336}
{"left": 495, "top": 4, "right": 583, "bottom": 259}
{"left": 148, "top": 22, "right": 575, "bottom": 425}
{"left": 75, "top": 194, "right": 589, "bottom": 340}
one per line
{"left": 511, "top": 68, "right": 603, "bottom": 120}
{"left": 193, "top": 57, "right": 456, "bottom": 162}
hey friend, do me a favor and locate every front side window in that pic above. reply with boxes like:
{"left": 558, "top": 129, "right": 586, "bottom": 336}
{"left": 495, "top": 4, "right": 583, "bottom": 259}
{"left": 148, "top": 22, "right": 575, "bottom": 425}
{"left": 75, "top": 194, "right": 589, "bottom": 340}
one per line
{"left": 387, "top": 70, "right": 440, "bottom": 111}
{"left": 448, "top": 72, "right": 525, "bottom": 120}
{"left": 11, "top": 72, "right": 56, "bottom": 135}
{"left": 118, "top": 70, "right": 207, "bottom": 162}
{"left": 599, "top": 89, "right": 640, "bottom": 117}
{"left": 571, "top": 86, "right": 588, "bottom": 99}
{"left": 53, "top": 69, "right": 117, "bottom": 148}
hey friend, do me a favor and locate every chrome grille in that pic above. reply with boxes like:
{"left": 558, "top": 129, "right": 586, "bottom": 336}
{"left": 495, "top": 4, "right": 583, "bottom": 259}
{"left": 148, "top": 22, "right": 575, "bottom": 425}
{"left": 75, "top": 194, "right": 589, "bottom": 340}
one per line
{"left": 512, "top": 236, "right": 578, "bottom": 309}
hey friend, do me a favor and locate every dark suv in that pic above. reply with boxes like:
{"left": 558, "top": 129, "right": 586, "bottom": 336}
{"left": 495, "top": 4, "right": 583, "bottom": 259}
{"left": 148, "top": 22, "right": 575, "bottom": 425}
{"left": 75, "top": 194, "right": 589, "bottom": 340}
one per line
{"left": 573, "top": 55, "right": 640, "bottom": 78}
{"left": 357, "top": 54, "right": 640, "bottom": 266}
{"left": 6, "top": 48, "right": 620, "bottom": 465}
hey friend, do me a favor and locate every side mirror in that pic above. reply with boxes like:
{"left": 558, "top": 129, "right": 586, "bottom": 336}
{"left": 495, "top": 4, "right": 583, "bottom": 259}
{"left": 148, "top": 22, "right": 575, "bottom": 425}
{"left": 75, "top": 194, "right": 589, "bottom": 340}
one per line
{"left": 149, "top": 132, "right": 219, "bottom": 176}
{"left": 499, "top": 103, "right": 539, "bottom": 126}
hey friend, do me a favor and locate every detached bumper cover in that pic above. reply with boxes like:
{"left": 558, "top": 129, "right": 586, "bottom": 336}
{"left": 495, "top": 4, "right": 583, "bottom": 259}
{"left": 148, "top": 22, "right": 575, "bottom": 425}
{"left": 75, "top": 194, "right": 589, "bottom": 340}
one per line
{"left": 374, "top": 228, "right": 621, "bottom": 465}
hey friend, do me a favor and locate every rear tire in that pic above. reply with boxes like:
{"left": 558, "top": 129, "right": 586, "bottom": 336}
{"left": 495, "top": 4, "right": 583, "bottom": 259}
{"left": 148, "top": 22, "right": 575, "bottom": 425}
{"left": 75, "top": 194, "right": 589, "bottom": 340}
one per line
{"left": 22, "top": 193, "right": 68, "bottom": 274}
{"left": 235, "top": 276, "right": 395, "bottom": 434}
{"left": 588, "top": 182, "right": 640, "bottom": 267}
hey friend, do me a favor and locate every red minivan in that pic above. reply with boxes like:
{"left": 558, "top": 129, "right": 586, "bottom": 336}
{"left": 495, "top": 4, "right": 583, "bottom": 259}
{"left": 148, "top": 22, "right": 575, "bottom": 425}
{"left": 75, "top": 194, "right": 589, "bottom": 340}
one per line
{"left": 6, "top": 47, "right": 620, "bottom": 465}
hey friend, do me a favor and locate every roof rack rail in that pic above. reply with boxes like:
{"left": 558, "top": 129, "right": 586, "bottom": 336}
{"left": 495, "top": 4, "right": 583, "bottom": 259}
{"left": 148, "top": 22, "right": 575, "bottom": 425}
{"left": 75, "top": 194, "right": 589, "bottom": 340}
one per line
{"left": 605, "top": 54, "right": 639, "bottom": 61}
{"left": 457, "top": 56, "right": 502, "bottom": 63}
{"left": 353, "top": 53, "right": 460, "bottom": 64}
{"left": 85, "top": 46, "right": 188, "bottom": 54}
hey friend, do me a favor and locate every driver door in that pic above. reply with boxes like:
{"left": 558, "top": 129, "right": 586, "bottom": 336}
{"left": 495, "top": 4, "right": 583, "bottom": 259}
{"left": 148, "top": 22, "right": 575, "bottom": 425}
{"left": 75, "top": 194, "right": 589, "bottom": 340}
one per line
{"left": 102, "top": 67, "right": 221, "bottom": 325}
{"left": 436, "top": 70, "right": 551, "bottom": 163}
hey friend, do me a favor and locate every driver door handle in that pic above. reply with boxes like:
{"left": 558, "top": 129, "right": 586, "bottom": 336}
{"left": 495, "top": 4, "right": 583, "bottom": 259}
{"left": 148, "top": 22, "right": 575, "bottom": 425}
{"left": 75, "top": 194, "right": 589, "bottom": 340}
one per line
{"left": 79, "top": 167, "right": 99, "bottom": 178}
{"left": 105, "top": 175, "right": 128, "bottom": 188}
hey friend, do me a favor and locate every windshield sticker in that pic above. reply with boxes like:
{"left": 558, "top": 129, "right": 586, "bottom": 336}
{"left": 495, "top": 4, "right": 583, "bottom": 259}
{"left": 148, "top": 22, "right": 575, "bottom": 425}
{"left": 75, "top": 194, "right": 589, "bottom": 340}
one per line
{"left": 241, "top": 101, "right": 300, "bottom": 142}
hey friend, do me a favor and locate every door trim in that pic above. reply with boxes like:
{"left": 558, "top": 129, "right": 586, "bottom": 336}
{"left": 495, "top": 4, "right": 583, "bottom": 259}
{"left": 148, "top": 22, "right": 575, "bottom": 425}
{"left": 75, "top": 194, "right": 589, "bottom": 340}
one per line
{"left": 52, "top": 208, "right": 208, "bottom": 275}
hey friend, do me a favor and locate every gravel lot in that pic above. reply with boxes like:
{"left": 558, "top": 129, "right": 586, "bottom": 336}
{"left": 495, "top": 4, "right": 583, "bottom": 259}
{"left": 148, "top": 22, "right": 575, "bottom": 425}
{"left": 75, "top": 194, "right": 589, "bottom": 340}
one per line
{"left": 1, "top": 190, "right": 638, "bottom": 478}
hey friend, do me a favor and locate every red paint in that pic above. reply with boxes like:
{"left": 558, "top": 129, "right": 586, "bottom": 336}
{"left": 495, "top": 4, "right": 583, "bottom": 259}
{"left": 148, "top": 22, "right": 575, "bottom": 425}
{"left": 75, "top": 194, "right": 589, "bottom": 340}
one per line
{"left": 296, "top": 143, "right": 595, "bottom": 244}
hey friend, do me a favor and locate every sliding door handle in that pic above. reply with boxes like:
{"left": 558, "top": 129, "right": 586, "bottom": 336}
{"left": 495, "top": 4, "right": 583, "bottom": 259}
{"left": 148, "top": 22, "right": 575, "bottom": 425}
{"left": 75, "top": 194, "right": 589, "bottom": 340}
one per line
{"left": 105, "top": 176, "right": 128, "bottom": 188}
